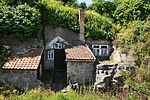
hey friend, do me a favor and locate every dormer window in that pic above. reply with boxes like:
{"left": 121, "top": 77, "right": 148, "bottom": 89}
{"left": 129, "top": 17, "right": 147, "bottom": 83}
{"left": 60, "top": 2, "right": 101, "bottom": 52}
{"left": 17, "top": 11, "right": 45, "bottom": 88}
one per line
{"left": 92, "top": 45, "right": 108, "bottom": 56}
{"left": 54, "top": 43, "right": 62, "bottom": 49}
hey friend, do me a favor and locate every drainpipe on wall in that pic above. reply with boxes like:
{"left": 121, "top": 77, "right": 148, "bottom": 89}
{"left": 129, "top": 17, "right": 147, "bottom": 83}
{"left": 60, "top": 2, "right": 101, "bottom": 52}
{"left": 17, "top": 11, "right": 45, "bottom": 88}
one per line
{"left": 79, "top": 9, "right": 85, "bottom": 42}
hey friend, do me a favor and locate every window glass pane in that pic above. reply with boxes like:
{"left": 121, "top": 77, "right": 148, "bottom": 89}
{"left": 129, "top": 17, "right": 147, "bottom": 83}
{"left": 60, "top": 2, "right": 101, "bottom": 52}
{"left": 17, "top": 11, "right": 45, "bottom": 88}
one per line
{"left": 59, "top": 44, "right": 62, "bottom": 49}
{"left": 101, "top": 46, "right": 107, "bottom": 48}
{"left": 48, "top": 50, "right": 54, "bottom": 60}
{"left": 93, "top": 45, "right": 99, "bottom": 48}
{"left": 101, "top": 49, "right": 107, "bottom": 56}
{"left": 54, "top": 43, "right": 62, "bottom": 49}
{"left": 54, "top": 44, "right": 58, "bottom": 48}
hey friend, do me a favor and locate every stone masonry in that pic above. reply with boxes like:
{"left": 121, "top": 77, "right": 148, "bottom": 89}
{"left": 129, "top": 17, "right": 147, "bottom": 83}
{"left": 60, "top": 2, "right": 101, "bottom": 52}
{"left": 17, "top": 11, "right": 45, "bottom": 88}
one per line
{"left": 95, "top": 63, "right": 135, "bottom": 89}
{"left": 67, "top": 61, "right": 94, "bottom": 85}
{"left": 0, "top": 68, "right": 43, "bottom": 89}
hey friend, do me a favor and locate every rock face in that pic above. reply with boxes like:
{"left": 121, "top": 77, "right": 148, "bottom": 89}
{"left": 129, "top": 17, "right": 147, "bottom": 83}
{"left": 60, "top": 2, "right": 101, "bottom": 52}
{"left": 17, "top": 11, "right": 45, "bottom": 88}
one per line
{"left": 94, "top": 63, "right": 135, "bottom": 90}
{"left": 111, "top": 46, "right": 135, "bottom": 65}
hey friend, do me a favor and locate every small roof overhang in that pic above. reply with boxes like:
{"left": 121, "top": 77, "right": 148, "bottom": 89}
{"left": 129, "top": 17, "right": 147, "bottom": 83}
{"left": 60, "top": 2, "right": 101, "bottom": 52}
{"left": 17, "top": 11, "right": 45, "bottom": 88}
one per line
{"left": 65, "top": 45, "right": 96, "bottom": 62}
{"left": 2, "top": 48, "right": 43, "bottom": 70}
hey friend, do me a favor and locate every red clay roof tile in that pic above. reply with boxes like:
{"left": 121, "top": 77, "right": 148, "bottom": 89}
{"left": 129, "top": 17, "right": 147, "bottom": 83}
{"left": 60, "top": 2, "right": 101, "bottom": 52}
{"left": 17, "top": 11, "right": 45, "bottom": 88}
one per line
{"left": 2, "top": 48, "right": 43, "bottom": 70}
{"left": 65, "top": 45, "right": 96, "bottom": 60}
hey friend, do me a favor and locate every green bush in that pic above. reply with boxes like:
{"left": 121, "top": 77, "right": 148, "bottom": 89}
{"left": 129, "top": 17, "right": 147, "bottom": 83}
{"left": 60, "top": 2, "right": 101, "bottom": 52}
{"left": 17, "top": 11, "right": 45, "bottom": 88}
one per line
{"left": 42, "top": 0, "right": 117, "bottom": 40}
{"left": 0, "top": 44, "right": 12, "bottom": 64}
{"left": 0, "top": 4, "right": 41, "bottom": 38}
{"left": 116, "top": 20, "right": 150, "bottom": 64}
{"left": 89, "top": 1, "right": 116, "bottom": 19}
{"left": 0, "top": 82, "right": 17, "bottom": 97}
{"left": 114, "top": 0, "right": 150, "bottom": 24}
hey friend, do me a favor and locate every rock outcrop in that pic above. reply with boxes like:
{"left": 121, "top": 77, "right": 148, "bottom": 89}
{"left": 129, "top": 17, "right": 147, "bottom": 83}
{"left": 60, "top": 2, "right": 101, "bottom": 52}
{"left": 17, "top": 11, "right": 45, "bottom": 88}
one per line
{"left": 94, "top": 63, "right": 135, "bottom": 90}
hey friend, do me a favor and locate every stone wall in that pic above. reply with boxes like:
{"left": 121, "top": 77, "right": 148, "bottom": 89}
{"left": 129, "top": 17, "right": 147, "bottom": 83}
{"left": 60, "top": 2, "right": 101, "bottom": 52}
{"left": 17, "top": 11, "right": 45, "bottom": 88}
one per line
{"left": 44, "top": 25, "right": 81, "bottom": 69}
{"left": 0, "top": 68, "right": 43, "bottom": 89}
{"left": 94, "top": 63, "right": 135, "bottom": 89}
{"left": 67, "top": 61, "right": 95, "bottom": 85}
{"left": 44, "top": 49, "right": 54, "bottom": 69}
{"left": 44, "top": 25, "right": 80, "bottom": 45}
{"left": 0, "top": 37, "right": 43, "bottom": 54}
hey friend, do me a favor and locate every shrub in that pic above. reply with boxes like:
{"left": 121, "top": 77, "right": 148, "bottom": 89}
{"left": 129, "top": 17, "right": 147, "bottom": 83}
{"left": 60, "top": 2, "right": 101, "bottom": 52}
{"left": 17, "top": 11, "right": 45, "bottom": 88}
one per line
{"left": 42, "top": 0, "right": 117, "bottom": 40}
{"left": 0, "top": 44, "right": 12, "bottom": 64}
{"left": 114, "top": 0, "right": 150, "bottom": 24}
{"left": 0, "top": 4, "right": 41, "bottom": 39}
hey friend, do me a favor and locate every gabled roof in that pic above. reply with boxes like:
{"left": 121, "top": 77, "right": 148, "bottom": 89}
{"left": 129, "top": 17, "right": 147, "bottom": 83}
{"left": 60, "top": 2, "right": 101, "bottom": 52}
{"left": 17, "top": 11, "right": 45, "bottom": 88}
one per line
{"left": 2, "top": 48, "right": 43, "bottom": 70}
{"left": 65, "top": 45, "right": 96, "bottom": 61}
{"left": 46, "top": 36, "right": 70, "bottom": 49}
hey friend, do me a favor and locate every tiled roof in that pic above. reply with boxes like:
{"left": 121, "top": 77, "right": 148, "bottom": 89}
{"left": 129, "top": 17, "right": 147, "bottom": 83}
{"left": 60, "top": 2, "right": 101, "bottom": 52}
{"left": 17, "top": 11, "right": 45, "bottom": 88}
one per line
{"left": 3, "top": 48, "right": 43, "bottom": 70}
{"left": 65, "top": 45, "right": 96, "bottom": 60}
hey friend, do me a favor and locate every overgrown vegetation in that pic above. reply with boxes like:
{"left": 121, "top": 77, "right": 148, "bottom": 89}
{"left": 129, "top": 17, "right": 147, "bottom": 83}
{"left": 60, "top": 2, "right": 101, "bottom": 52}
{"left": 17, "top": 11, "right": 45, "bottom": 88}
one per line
{"left": 0, "top": 0, "right": 150, "bottom": 99}
{"left": 0, "top": 87, "right": 147, "bottom": 100}
{"left": 115, "top": 19, "right": 150, "bottom": 97}
{"left": 0, "top": 82, "right": 17, "bottom": 99}
{"left": 0, "top": 44, "right": 12, "bottom": 64}
{"left": 42, "top": 0, "right": 117, "bottom": 40}
{"left": 0, "top": 0, "right": 117, "bottom": 40}
{"left": 0, "top": 4, "right": 41, "bottom": 38}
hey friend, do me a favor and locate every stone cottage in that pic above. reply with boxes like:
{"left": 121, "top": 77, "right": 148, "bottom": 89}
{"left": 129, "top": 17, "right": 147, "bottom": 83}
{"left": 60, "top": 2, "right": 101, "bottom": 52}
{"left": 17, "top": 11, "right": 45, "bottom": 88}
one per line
{"left": 0, "top": 9, "right": 113, "bottom": 89}
{"left": 0, "top": 48, "right": 44, "bottom": 89}
{"left": 65, "top": 45, "right": 96, "bottom": 84}
{"left": 43, "top": 9, "right": 112, "bottom": 87}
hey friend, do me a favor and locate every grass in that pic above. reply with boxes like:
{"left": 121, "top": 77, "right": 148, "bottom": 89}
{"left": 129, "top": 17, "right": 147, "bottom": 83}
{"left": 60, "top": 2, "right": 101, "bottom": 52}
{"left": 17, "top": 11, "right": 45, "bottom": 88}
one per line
{"left": 0, "top": 87, "right": 146, "bottom": 100}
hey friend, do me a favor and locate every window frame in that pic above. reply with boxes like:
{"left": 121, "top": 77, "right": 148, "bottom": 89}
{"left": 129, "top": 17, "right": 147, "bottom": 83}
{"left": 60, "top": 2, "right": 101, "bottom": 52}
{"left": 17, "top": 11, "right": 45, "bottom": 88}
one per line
{"left": 48, "top": 50, "right": 54, "bottom": 60}
{"left": 92, "top": 44, "right": 108, "bottom": 56}
{"left": 54, "top": 43, "right": 63, "bottom": 49}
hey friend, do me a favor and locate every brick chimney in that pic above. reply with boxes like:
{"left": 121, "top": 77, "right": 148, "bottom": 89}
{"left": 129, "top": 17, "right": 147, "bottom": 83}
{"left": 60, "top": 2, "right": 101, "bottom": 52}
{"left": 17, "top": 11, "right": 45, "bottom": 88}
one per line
{"left": 79, "top": 9, "right": 85, "bottom": 41}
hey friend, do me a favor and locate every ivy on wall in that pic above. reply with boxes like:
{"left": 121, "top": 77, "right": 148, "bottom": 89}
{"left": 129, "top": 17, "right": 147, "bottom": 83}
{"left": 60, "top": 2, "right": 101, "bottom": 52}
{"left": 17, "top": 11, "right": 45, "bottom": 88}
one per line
{"left": 43, "top": 0, "right": 117, "bottom": 40}
{"left": 0, "top": 0, "right": 117, "bottom": 40}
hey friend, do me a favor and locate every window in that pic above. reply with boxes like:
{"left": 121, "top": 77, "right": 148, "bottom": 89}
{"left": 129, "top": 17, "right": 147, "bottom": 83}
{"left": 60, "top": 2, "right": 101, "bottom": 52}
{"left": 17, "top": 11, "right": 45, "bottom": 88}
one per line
{"left": 92, "top": 45, "right": 108, "bottom": 56}
{"left": 48, "top": 50, "right": 54, "bottom": 60}
{"left": 54, "top": 43, "right": 62, "bottom": 49}
{"left": 101, "top": 46, "right": 108, "bottom": 56}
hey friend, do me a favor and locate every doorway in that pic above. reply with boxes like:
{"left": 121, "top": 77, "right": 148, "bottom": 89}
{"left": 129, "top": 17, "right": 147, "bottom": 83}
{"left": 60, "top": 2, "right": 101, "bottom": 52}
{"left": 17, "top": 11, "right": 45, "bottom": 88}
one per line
{"left": 53, "top": 49, "right": 67, "bottom": 91}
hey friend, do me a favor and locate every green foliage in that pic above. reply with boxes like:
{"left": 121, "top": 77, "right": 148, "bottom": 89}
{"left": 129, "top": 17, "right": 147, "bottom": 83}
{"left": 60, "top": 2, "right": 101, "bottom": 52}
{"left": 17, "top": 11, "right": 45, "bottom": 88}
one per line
{"left": 114, "top": 0, "right": 150, "bottom": 24}
{"left": 0, "top": 44, "right": 12, "bottom": 64}
{"left": 89, "top": 1, "right": 116, "bottom": 18}
{"left": 0, "top": 4, "right": 41, "bottom": 39}
{"left": 123, "top": 66, "right": 150, "bottom": 96}
{"left": 118, "top": 20, "right": 150, "bottom": 96}
{"left": 116, "top": 20, "right": 150, "bottom": 64}
{"left": 85, "top": 11, "right": 116, "bottom": 40}
{"left": 4, "top": 87, "right": 145, "bottom": 100}
{"left": 0, "top": 82, "right": 17, "bottom": 97}
{"left": 0, "top": 0, "right": 38, "bottom": 5}
{"left": 43, "top": 0, "right": 116, "bottom": 40}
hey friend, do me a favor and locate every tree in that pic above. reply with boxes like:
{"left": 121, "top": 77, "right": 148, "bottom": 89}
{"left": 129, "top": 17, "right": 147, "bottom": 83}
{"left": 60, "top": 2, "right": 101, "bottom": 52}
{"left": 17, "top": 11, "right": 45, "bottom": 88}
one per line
{"left": 59, "top": 0, "right": 76, "bottom": 6}
{"left": 92, "top": 0, "right": 103, "bottom": 3}
{"left": 89, "top": 1, "right": 116, "bottom": 18}
{"left": 114, "top": 0, "right": 150, "bottom": 24}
